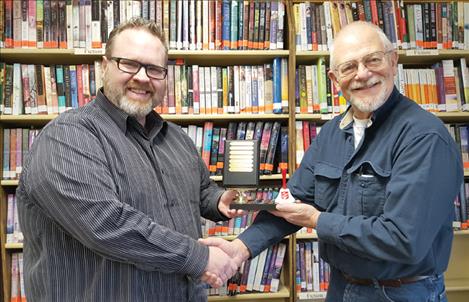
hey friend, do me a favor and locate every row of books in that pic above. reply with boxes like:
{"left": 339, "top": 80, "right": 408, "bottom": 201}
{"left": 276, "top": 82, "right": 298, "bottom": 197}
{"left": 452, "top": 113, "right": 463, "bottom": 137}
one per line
{"left": 296, "top": 240, "right": 330, "bottom": 293}
{"left": 201, "top": 187, "right": 279, "bottom": 237}
{"left": 186, "top": 121, "right": 288, "bottom": 176}
{"left": 0, "top": 57, "right": 290, "bottom": 116}
{"left": 3, "top": 128, "right": 40, "bottom": 180}
{"left": 448, "top": 124, "right": 469, "bottom": 228}
{"left": 294, "top": 58, "right": 469, "bottom": 116}
{"left": 155, "top": 58, "right": 289, "bottom": 115}
{"left": 1, "top": 121, "right": 288, "bottom": 180}
{"left": 10, "top": 252, "right": 26, "bottom": 302}
{"left": 455, "top": 180, "right": 469, "bottom": 230}
{"left": 0, "top": 0, "right": 286, "bottom": 51}
{"left": 0, "top": 62, "right": 102, "bottom": 115}
{"left": 2, "top": 57, "right": 468, "bottom": 116}
{"left": 396, "top": 59, "right": 469, "bottom": 113}
{"left": 208, "top": 242, "right": 287, "bottom": 296}
{"left": 293, "top": 1, "right": 469, "bottom": 52}
{"left": 449, "top": 124, "right": 469, "bottom": 175}
{"left": 295, "top": 58, "right": 347, "bottom": 115}
{"left": 295, "top": 121, "right": 322, "bottom": 167}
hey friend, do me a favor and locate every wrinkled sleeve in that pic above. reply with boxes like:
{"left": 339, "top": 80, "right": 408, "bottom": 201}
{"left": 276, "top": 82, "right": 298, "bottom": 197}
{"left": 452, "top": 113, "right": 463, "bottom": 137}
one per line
{"left": 237, "top": 132, "right": 323, "bottom": 257}
{"left": 22, "top": 121, "right": 208, "bottom": 278}
{"left": 197, "top": 154, "right": 227, "bottom": 222}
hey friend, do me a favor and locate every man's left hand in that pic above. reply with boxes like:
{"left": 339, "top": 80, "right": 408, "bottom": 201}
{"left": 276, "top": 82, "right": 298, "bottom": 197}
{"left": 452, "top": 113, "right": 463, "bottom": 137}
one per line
{"left": 270, "top": 202, "right": 321, "bottom": 228}
{"left": 218, "top": 190, "right": 245, "bottom": 218}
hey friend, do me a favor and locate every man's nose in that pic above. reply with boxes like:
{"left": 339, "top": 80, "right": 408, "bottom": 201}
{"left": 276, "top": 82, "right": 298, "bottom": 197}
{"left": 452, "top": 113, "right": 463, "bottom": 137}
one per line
{"left": 133, "top": 67, "right": 150, "bottom": 81}
{"left": 354, "top": 62, "right": 372, "bottom": 79}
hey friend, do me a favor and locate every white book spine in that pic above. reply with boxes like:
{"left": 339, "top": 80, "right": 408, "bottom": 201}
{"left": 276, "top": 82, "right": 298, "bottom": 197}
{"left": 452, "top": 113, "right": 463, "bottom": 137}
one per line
{"left": 12, "top": 64, "right": 23, "bottom": 116}
{"left": 257, "top": 65, "right": 265, "bottom": 114}
{"left": 234, "top": 65, "right": 240, "bottom": 114}
{"left": 211, "top": 66, "right": 218, "bottom": 113}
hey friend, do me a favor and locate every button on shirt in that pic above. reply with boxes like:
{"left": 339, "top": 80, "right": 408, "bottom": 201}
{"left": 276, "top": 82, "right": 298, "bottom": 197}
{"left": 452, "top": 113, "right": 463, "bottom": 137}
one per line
{"left": 17, "top": 89, "right": 227, "bottom": 301}
{"left": 239, "top": 87, "right": 463, "bottom": 280}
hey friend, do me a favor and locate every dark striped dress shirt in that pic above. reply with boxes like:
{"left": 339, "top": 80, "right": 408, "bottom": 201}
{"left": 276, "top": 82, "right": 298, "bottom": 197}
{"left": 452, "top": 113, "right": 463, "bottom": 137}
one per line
{"left": 17, "top": 89, "right": 227, "bottom": 302}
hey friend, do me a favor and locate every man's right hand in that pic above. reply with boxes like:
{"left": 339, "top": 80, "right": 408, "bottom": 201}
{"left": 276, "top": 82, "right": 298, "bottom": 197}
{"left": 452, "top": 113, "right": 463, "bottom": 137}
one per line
{"left": 201, "top": 246, "right": 239, "bottom": 288}
{"left": 199, "top": 238, "right": 251, "bottom": 288}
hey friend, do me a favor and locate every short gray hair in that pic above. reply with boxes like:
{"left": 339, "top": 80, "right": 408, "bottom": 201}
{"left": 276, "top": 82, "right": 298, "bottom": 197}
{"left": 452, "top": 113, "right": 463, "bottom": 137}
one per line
{"left": 105, "top": 17, "right": 168, "bottom": 59}
{"left": 329, "top": 21, "right": 394, "bottom": 70}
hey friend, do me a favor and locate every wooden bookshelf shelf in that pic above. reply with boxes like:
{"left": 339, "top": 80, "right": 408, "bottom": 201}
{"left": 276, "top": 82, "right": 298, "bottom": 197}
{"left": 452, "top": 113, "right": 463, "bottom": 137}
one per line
{"left": 4, "top": 243, "right": 22, "bottom": 250}
{"left": 1, "top": 180, "right": 19, "bottom": 186}
{"left": 208, "top": 285, "right": 289, "bottom": 301}
{"left": 1, "top": 176, "right": 287, "bottom": 186}
{"left": 454, "top": 230, "right": 469, "bottom": 236}
{"left": 170, "top": 50, "right": 290, "bottom": 65}
{"left": 397, "top": 49, "right": 469, "bottom": 65}
{"left": 295, "top": 112, "right": 469, "bottom": 123}
{"left": 0, "top": 113, "right": 290, "bottom": 127}
{"left": 0, "top": 48, "right": 290, "bottom": 66}
{"left": 210, "top": 174, "right": 287, "bottom": 182}
{"left": 445, "top": 278, "right": 469, "bottom": 292}
{"left": 296, "top": 232, "right": 318, "bottom": 240}
{"left": 162, "top": 114, "right": 289, "bottom": 122}
{"left": 295, "top": 113, "right": 336, "bottom": 122}
{"left": 295, "top": 51, "right": 330, "bottom": 65}
{"left": 297, "top": 291, "right": 327, "bottom": 300}
{"left": 296, "top": 230, "right": 469, "bottom": 240}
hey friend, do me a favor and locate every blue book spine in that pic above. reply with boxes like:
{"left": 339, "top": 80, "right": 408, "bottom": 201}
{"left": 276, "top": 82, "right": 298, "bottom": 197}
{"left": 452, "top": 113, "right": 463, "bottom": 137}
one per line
{"left": 55, "top": 66, "right": 66, "bottom": 111}
{"left": 222, "top": 0, "right": 231, "bottom": 50}
{"left": 273, "top": 57, "right": 282, "bottom": 113}
{"left": 69, "top": 66, "right": 78, "bottom": 108}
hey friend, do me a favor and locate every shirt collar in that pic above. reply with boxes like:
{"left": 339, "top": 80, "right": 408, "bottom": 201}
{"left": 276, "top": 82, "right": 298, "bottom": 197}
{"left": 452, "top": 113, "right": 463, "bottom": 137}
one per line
{"left": 95, "top": 88, "right": 167, "bottom": 139}
{"left": 339, "top": 86, "right": 399, "bottom": 129}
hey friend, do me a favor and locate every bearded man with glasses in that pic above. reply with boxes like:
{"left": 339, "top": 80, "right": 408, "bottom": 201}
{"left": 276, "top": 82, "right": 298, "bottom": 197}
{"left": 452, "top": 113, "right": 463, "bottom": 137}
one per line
{"left": 200, "top": 21, "right": 462, "bottom": 302}
{"left": 17, "top": 18, "right": 244, "bottom": 302}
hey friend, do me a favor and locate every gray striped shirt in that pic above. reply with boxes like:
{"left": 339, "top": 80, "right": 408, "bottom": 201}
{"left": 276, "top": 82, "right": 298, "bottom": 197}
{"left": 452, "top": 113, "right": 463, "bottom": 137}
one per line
{"left": 17, "top": 89, "right": 226, "bottom": 302}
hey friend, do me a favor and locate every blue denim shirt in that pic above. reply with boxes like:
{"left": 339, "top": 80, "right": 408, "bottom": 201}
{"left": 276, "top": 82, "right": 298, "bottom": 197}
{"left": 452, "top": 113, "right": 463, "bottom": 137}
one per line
{"left": 239, "top": 87, "right": 463, "bottom": 279}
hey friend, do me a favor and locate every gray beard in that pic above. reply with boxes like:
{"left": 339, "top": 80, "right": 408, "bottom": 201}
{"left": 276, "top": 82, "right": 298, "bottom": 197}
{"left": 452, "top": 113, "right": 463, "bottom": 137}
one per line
{"left": 116, "top": 95, "right": 154, "bottom": 119}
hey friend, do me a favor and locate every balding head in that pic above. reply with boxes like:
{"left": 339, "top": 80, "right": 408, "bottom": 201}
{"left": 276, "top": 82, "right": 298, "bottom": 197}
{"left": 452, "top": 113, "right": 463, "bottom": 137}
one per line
{"left": 330, "top": 21, "right": 393, "bottom": 70}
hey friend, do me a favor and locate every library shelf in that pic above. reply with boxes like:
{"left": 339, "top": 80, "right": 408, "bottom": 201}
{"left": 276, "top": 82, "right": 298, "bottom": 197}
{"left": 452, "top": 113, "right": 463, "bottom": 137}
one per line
{"left": 297, "top": 291, "right": 327, "bottom": 300}
{"left": 295, "top": 112, "right": 469, "bottom": 124}
{"left": 208, "top": 285, "right": 290, "bottom": 302}
{"left": 0, "top": 180, "right": 18, "bottom": 187}
{"left": 296, "top": 232, "right": 318, "bottom": 240}
{"left": 445, "top": 278, "right": 469, "bottom": 292}
{"left": 4, "top": 243, "right": 22, "bottom": 250}
{"left": 1, "top": 174, "right": 288, "bottom": 187}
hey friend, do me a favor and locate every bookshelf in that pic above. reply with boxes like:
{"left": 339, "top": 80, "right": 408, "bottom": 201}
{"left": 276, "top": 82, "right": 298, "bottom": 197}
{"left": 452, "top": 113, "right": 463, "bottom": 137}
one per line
{"left": 1, "top": 1, "right": 469, "bottom": 302}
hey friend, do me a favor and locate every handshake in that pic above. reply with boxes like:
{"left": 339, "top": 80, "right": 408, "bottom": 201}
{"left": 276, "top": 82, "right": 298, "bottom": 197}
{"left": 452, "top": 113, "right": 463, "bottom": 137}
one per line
{"left": 199, "top": 237, "right": 251, "bottom": 288}
{"left": 199, "top": 189, "right": 320, "bottom": 288}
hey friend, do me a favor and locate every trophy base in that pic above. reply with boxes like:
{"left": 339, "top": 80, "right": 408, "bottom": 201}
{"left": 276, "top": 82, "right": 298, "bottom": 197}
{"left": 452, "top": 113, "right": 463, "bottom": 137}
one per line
{"left": 229, "top": 203, "right": 277, "bottom": 211}
{"left": 229, "top": 188, "right": 277, "bottom": 211}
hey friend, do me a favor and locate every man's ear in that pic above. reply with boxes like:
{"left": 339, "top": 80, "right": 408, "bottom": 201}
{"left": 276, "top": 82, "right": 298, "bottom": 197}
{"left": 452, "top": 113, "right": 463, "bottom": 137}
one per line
{"left": 328, "top": 69, "right": 341, "bottom": 92}
{"left": 101, "top": 56, "right": 108, "bottom": 70}
{"left": 389, "top": 51, "right": 399, "bottom": 76}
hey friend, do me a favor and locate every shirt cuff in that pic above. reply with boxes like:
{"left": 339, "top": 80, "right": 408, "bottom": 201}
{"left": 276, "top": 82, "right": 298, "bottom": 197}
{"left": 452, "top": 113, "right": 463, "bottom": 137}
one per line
{"left": 210, "top": 190, "right": 229, "bottom": 221}
{"left": 316, "top": 212, "right": 346, "bottom": 246}
{"left": 178, "top": 239, "right": 209, "bottom": 278}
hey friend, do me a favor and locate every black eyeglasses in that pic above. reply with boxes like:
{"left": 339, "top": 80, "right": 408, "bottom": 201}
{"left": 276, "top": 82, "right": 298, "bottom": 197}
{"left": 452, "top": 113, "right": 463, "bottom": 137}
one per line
{"left": 334, "top": 50, "right": 394, "bottom": 80}
{"left": 110, "top": 57, "right": 168, "bottom": 80}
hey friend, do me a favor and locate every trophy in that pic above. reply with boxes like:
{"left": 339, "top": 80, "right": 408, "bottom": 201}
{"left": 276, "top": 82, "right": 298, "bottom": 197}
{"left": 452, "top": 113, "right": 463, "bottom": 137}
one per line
{"left": 224, "top": 139, "right": 278, "bottom": 210}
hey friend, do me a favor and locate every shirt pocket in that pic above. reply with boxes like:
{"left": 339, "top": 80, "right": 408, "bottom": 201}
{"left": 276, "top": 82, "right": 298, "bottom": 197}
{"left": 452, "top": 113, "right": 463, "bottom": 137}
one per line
{"left": 348, "top": 162, "right": 390, "bottom": 217}
{"left": 314, "top": 162, "right": 342, "bottom": 211}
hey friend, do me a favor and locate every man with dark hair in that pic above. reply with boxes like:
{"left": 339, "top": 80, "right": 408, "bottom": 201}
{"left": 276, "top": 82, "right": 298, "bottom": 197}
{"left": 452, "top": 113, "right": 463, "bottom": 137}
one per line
{"left": 18, "top": 18, "right": 241, "bottom": 302}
